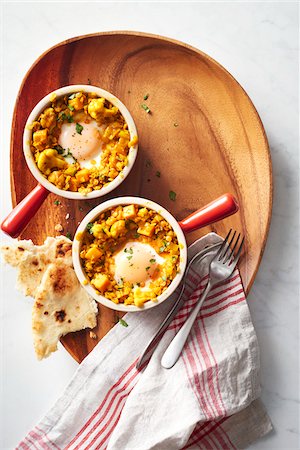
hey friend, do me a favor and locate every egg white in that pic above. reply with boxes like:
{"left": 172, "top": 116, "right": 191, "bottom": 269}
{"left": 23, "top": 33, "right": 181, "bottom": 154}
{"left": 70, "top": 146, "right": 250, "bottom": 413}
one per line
{"left": 113, "top": 241, "right": 165, "bottom": 286}
{"left": 58, "top": 120, "right": 105, "bottom": 168}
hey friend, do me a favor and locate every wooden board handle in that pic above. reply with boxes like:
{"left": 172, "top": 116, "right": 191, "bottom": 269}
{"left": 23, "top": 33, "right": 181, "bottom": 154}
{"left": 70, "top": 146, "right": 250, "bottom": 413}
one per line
{"left": 179, "top": 193, "right": 239, "bottom": 234}
{"left": 1, "top": 184, "right": 50, "bottom": 238}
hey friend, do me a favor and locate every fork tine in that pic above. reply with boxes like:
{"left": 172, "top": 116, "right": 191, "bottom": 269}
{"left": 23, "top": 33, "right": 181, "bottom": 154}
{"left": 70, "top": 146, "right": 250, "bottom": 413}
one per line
{"left": 216, "top": 229, "right": 232, "bottom": 260}
{"left": 225, "top": 232, "right": 240, "bottom": 263}
{"left": 221, "top": 230, "right": 236, "bottom": 262}
{"left": 230, "top": 236, "right": 245, "bottom": 269}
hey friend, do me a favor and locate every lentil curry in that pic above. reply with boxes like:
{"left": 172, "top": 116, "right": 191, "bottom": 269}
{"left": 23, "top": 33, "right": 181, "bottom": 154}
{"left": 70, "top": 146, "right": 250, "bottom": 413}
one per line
{"left": 29, "top": 91, "right": 137, "bottom": 194}
{"left": 79, "top": 204, "right": 180, "bottom": 307}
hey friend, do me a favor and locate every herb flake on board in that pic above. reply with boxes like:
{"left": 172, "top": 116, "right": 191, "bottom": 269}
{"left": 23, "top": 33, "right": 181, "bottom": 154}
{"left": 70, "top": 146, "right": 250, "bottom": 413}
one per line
{"left": 169, "top": 190, "right": 176, "bottom": 201}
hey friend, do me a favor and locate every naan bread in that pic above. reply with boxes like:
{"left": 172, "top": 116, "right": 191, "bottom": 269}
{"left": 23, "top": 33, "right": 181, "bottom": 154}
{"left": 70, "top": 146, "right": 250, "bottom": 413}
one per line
{"left": 1, "top": 239, "right": 35, "bottom": 267}
{"left": 1, "top": 236, "right": 98, "bottom": 359}
{"left": 1, "top": 236, "right": 72, "bottom": 296}
{"left": 33, "top": 260, "right": 98, "bottom": 359}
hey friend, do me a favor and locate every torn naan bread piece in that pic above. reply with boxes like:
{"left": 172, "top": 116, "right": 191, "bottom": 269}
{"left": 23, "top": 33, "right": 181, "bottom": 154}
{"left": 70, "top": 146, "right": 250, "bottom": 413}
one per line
{"left": 1, "top": 236, "right": 72, "bottom": 297}
{"left": 1, "top": 239, "right": 35, "bottom": 267}
{"left": 32, "top": 260, "right": 98, "bottom": 359}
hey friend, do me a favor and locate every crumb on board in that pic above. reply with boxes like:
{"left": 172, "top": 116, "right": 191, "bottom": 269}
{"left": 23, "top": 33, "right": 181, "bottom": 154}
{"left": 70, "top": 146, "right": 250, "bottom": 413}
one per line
{"left": 65, "top": 213, "right": 70, "bottom": 220}
{"left": 55, "top": 224, "right": 63, "bottom": 232}
{"left": 89, "top": 331, "right": 97, "bottom": 339}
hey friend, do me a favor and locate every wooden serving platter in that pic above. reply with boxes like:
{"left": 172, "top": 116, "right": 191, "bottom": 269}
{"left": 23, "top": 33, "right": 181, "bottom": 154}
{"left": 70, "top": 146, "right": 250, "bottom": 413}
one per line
{"left": 10, "top": 32, "right": 272, "bottom": 363}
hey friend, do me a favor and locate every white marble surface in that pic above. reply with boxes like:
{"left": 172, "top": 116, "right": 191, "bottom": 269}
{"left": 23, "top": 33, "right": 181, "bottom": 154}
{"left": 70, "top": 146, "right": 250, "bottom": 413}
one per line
{"left": 0, "top": 2, "right": 299, "bottom": 449}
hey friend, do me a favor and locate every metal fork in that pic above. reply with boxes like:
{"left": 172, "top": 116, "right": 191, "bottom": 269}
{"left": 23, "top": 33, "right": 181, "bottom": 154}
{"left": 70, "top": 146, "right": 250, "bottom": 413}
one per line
{"left": 136, "top": 242, "right": 222, "bottom": 370}
{"left": 161, "top": 230, "right": 244, "bottom": 369}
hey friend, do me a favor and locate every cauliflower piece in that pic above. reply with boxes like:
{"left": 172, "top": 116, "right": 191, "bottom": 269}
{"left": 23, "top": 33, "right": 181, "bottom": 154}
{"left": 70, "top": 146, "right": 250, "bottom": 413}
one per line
{"left": 110, "top": 220, "right": 126, "bottom": 238}
{"left": 37, "top": 149, "right": 67, "bottom": 175}
{"left": 88, "top": 98, "right": 105, "bottom": 119}
{"left": 32, "top": 129, "right": 48, "bottom": 151}
{"left": 68, "top": 96, "right": 85, "bottom": 111}
{"left": 91, "top": 224, "right": 108, "bottom": 240}
{"left": 40, "top": 108, "right": 56, "bottom": 129}
{"left": 88, "top": 98, "right": 119, "bottom": 120}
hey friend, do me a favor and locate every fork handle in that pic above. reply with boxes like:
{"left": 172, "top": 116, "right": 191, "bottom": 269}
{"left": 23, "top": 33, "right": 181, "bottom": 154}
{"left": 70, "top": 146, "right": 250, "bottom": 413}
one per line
{"left": 161, "top": 281, "right": 212, "bottom": 369}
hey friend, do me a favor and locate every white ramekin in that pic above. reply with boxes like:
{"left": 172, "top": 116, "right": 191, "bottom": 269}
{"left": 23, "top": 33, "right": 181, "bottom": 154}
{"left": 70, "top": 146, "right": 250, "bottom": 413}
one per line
{"left": 72, "top": 197, "right": 188, "bottom": 312}
{"left": 23, "top": 85, "right": 138, "bottom": 200}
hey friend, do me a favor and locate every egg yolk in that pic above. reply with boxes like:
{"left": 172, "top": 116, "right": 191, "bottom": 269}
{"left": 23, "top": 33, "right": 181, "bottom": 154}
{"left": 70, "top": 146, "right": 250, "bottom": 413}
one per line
{"left": 114, "top": 242, "right": 164, "bottom": 284}
{"left": 58, "top": 121, "right": 102, "bottom": 162}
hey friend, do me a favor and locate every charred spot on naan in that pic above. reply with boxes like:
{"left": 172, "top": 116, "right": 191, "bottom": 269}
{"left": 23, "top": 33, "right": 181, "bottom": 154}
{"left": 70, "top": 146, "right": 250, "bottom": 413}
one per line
{"left": 49, "top": 266, "right": 75, "bottom": 296}
{"left": 32, "top": 261, "right": 98, "bottom": 359}
{"left": 55, "top": 310, "right": 66, "bottom": 322}
{"left": 2, "top": 235, "right": 98, "bottom": 359}
{"left": 55, "top": 242, "right": 72, "bottom": 259}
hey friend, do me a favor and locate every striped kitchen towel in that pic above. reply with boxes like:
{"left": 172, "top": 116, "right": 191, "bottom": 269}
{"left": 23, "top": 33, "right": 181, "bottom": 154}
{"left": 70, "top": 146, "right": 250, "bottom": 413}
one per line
{"left": 17, "top": 233, "right": 272, "bottom": 450}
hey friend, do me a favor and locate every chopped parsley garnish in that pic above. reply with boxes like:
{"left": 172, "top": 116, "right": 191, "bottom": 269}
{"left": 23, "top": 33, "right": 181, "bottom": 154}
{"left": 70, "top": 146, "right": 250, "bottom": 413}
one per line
{"left": 141, "top": 104, "right": 151, "bottom": 114}
{"left": 143, "top": 94, "right": 149, "bottom": 100}
{"left": 53, "top": 145, "right": 64, "bottom": 154}
{"left": 119, "top": 318, "right": 128, "bottom": 327}
{"left": 59, "top": 112, "right": 73, "bottom": 123}
{"left": 169, "top": 190, "right": 176, "bottom": 201}
{"left": 66, "top": 232, "right": 72, "bottom": 240}
{"left": 159, "top": 241, "right": 169, "bottom": 253}
{"left": 68, "top": 105, "right": 75, "bottom": 111}
{"left": 79, "top": 206, "right": 84, "bottom": 211}
{"left": 149, "top": 258, "right": 156, "bottom": 263}
{"left": 145, "top": 266, "right": 150, "bottom": 271}
{"left": 125, "top": 219, "right": 134, "bottom": 229}
{"left": 54, "top": 199, "right": 61, "bottom": 206}
{"left": 162, "top": 275, "right": 167, "bottom": 281}
{"left": 174, "top": 123, "right": 179, "bottom": 127}
{"left": 133, "top": 233, "right": 140, "bottom": 238}
{"left": 124, "top": 247, "right": 133, "bottom": 254}
{"left": 53, "top": 145, "right": 76, "bottom": 160}
{"left": 156, "top": 171, "right": 161, "bottom": 178}
{"left": 86, "top": 222, "right": 94, "bottom": 234}
{"left": 76, "top": 123, "right": 83, "bottom": 134}
{"left": 127, "top": 255, "right": 133, "bottom": 260}
{"left": 68, "top": 93, "right": 76, "bottom": 100}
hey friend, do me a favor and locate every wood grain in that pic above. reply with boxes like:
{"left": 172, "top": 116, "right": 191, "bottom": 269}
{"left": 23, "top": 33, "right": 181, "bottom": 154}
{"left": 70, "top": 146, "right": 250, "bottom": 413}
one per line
{"left": 10, "top": 32, "right": 272, "bottom": 363}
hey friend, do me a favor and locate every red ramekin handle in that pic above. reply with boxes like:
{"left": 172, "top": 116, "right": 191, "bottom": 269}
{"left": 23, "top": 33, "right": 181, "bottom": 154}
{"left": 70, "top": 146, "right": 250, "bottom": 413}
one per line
{"left": 179, "top": 193, "right": 239, "bottom": 234}
{"left": 1, "top": 184, "right": 50, "bottom": 238}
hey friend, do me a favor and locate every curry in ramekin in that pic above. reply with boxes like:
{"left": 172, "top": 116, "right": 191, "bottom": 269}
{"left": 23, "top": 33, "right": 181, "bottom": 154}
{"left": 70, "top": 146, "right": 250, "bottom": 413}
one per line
{"left": 29, "top": 91, "right": 137, "bottom": 194}
{"left": 78, "top": 204, "right": 180, "bottom": 307}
